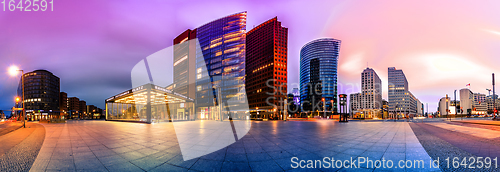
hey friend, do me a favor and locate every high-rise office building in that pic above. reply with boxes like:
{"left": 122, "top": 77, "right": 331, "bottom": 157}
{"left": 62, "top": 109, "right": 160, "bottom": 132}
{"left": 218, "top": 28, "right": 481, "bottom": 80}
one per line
{"left": 388, "top": 67, "right": 420, "bottom": 116}
{"left": 246, "top": 17, "right": 287, "bottom": 119}
{"left": 360, "top": 68, "right": 382, "bottom": 118}
{"left": 299, "top": 38, "right": 340, "bottom": 114}
{"left": 16, "top": 70, "right": 60, "bottom": 120}
{"left": 459, "top": 88, "right": 473, "bottom": 115}
{"left": 174, "top": 12, "right": 247, "bottom": 119}
{"left": 172, "top": 29, "right": 197, "bottom": 100}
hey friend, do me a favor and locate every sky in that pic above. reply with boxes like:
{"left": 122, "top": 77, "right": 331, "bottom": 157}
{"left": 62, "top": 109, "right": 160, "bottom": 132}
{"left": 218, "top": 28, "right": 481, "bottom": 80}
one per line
{"left": 1, "top": 0, "right": 500, "bottom": 113}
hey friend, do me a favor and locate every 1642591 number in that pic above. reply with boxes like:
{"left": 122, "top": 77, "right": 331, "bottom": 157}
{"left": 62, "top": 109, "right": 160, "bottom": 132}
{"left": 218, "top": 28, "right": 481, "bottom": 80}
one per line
{"left": 1, "top": 0, "right": 53, "bottom": 11}
{"left": 445, "top": 157, "right": 498, "bottom": 169}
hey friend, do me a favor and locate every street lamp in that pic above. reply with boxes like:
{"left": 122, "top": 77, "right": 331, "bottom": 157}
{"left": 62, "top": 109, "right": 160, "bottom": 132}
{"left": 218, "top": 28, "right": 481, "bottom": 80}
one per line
{"left": 9, "top": 65, "right": 25, "bottom": 128}
{"left": 446, "top": 94, "right": 449, "bottom": 121}
{"left": 322, "top": 98, "right": 326, "bottom": 118}
{"left": 330, "top": 99, "right": 334, "bottom": 117}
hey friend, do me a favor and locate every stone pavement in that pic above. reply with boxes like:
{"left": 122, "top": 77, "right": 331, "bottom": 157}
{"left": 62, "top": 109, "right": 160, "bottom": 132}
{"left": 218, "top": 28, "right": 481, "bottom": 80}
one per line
{"left": 0, "top": 122, "right": 45, "bottom": 172}
{"left": 427, "top": 123, "right": 500, "bottom": 139}
{"left": 413, "top": 122, "right": 500, "bottom": 160}
{"left": 453, "top": 120, "right": 500, "bottom": 126}
{"left": 28, "top": 120, "right": 439, "bottom": 172}
{"left": 0, "top": 121, "right": 23, "bottom": 136}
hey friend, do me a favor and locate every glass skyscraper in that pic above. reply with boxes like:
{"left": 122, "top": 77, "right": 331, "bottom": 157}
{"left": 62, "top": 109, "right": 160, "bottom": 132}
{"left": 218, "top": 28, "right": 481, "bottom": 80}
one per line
{"left": 300, "top": 38, "right": 341, "bottom": 114}
{"left": 194, "top": 12, "right": 247, "bottom": 119}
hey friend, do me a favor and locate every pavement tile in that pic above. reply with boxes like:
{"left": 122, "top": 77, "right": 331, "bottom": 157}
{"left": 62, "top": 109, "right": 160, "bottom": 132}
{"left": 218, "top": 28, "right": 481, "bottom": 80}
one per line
{"left": 247, "top": 152, "right": 273, "bottom": 162}
{"left": 105, "top": 161, "right": 145, "bottom": 172}
{"left": 46, "top": 159, "right": 75, "bottom": 171}
{"left": 249, "top": 160, "right": 283, "bottom": 172}
{"left": 149, "top": 163, "right": 189, "bottom": 172}
{"left": 221, "top": 161, "right": 251, "bottom": 172}
{"left": 166, "top": 154, "right": 199, "bottom": 169}
{"left": 130, "top": 155, "right": 166, "bottom": 171}
{"left": 190, "top": 159, "right": 223, "bottom": 172}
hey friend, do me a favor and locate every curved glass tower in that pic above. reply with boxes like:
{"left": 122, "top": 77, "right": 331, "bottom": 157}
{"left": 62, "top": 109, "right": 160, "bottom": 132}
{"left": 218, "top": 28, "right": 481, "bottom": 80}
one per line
{"left": 300, "top": 38, "right": 341, "bottom": 114}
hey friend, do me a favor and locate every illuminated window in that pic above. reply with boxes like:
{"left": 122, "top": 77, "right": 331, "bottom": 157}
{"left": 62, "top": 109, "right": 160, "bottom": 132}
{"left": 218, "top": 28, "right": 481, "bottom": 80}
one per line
{"left": 197, "top": 86, "right": 202, "bottom": 91}
{"left": 197, "top": 74, "right": 202, "bottom": 79}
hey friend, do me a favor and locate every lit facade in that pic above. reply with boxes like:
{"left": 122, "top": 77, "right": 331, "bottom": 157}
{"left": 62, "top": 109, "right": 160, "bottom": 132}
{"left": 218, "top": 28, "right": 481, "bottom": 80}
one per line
{"left": 105, "top": 84, "right": 194, "bottom": 123}
{"left": 388, "top": 67, "right": 420, "bottom": 116}
{"left": 246, "top": 17, "right": 288, "bottom": 119}
{"left": 171, "top": 29, "right": 197, "bottom": 101}
{"left": 194, "top": 12, "right": 247, "bottom": 119}
{"left": 16, "top": 70, "right": 60, "bottom": 120}
{"left": 299, "top": 38, "right": 340, "bottom": 114}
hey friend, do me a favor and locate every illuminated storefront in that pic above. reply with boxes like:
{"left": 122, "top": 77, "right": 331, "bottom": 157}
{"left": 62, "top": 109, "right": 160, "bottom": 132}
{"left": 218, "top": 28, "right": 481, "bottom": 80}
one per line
{"left": 105, "top": 84, "right": 194, "bottom": 123}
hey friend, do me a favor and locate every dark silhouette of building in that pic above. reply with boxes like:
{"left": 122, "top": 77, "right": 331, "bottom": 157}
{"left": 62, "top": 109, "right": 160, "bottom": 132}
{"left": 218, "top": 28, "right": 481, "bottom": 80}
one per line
{"left": 79, "top": 100, "right": 86, "bottom": 118}
{"left": 68, "top": 97, "right": 80, "bottom": 118}
{"left": 59, "top": 92, "right": 68, "bottom": 119}
{"left": 246, "top": 17, "right": 288, "bottom": 119}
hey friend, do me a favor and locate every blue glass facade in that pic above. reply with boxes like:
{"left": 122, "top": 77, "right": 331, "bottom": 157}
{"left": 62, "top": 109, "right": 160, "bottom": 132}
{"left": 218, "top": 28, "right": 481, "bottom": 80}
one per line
{"left": 300, "top": 38, "right": 340, "bottom": 113}
{"left": 195, "top": 12, "right": 247, "bottom": 117}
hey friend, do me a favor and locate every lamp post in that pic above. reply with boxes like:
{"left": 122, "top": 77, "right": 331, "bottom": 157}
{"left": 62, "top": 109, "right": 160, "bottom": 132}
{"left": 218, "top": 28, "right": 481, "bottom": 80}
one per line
{"left": 330, "top": 99, "right": 334, "bottom": 118}
{"left": 446, "top": 94, "right": 449, "bottom": 121}
{"left": 9, "top": 66, "right": 25, "bottom": 128}
{"left": 322, "top": 98, "right": 326, "bottom": 118}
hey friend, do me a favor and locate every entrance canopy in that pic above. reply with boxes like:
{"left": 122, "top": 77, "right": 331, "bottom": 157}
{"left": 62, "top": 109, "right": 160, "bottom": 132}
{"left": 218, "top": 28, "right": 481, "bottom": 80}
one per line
{"left": 105, "top": 84, "right": 194, "bottom": 123}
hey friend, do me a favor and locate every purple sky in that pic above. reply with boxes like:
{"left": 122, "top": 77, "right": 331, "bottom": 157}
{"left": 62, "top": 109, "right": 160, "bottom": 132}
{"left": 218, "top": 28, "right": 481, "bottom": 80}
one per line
{"left": 1, "top": 0, "right": 500, "bottom": 113}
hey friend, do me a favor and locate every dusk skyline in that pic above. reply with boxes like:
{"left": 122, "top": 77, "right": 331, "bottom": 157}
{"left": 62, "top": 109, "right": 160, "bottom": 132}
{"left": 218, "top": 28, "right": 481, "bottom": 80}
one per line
{"left": 2, "top": 0, "right": 500, "bottom": 112}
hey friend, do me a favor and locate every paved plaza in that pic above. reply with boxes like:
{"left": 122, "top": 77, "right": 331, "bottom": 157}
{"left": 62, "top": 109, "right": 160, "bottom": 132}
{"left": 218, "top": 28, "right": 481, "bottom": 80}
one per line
{"left": 20, "top": 120, "right": 439, "bottom": 172}
{"left": 2, "top": 119, "right": 500, "bottom": 171}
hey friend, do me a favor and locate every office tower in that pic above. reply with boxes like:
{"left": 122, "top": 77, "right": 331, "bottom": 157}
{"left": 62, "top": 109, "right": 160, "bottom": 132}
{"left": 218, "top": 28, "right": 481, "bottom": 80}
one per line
{"left": 174, "top": 12, "right": 247, "bottom": 119}
{"left": 459, "top": 88, "right": 473, "bottom": 115}
{"left": 360, "top": 68, "right": 382, "bottom": 118}
{"left": 16, "top": 70, "right": 60, "bottom": 120}
{"left": 246, "top": 17, "right": 288, "bottom": 119}
{"left": 388, "top": 67, "right": 420, "bottom": 116}
{"left": 299, "top": 38, "right": 340, "bottom": 114}
{"left": 172, "top": 29, "right": 197, "bottom": 100}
